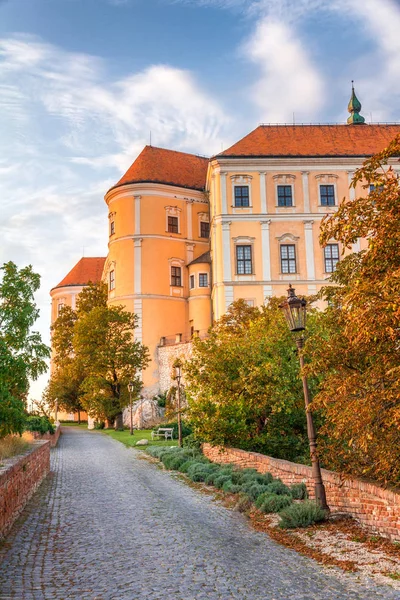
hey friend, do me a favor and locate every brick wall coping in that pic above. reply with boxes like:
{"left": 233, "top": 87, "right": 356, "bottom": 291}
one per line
{"left": 203, "top": 444, "right": 400, "bottom": 506}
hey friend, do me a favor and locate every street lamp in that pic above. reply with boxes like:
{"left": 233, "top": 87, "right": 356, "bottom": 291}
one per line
{"left": 128, "top": 380, "right": 135, "bottom": 436}
{"left": 174, "top": 364, "right": 183, "bottom": 447}
{"left": 279, "top": 284, "right": 329, "bottom": 511}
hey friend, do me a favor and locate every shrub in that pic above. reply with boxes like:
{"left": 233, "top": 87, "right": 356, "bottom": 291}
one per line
{"left": 278, "top": 500, "right": 327, "bottom": 529}
{"left": 186, "top": 462, "right": 215, "bottom": 482}
{"left": 182, "top": 434, "right": 202, "bottom": 450}
{"left": 94, "top": 421, "right": 105, "bottom": 430}
{"left": 257, "top": 493, "right": 293, "bottom": 513}
{"left": 214, "top": 474, "right": 233, "bottom": 489}
{"left": 264, "top": 480, "right": 290, "bottom": 496}
{"left": 234, "top": 493, "right": 253, "bottom": 513}
{"left": 290, "top": 483, "right": 308, "bottom": 500}
{"left": 242, "top": 482, "right": 271, "bottom": 501}
{"left": 178, "top": 459, "right": 200, "bottom": 473}
{"left": 25, "top": 415, "right": 54, "bottom": 435}
{"left": 222, "top": 480, "right": 242, "bottom": 494}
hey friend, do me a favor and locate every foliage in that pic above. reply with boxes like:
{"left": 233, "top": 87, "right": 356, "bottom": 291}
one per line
{"left": 278, "top": 500, "right": 327, "bottom": 529}
{"left": 184, "top": 299, "right": 319, "bottom": 461}
{"left": 50, "top": 282, "right": 149, "bottom": 426}
{"left": 256, "top": 493, "right": 293, "bottom": 513}
{"left": 25, "top": 415, "right": 55, "bottom": 435}
{"left": 289, "top": 483, "right": 308, "bottom": 500}
{"left": 160, "top": 421, "right": 192, "bottom": 440}
{"left": 305, "top": 135, "right": 400, "bottom": 484}
{"left": 0, "top": 262, "right": 50, "bottom": 437}
{"left": 182, "top": 433, "right": 202, "bottom": 450}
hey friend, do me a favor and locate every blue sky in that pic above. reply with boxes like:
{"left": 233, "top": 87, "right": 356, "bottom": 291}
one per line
{"left": 1, "top": 0, "right": 400, "bottom": 399}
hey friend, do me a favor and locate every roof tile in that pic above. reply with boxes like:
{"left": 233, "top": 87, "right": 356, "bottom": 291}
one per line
{"left": 110, "top": 146, "right": 209, "bottom": 192}
{"left": 52, "top": 257, "right": 106, "bottom": 290}
{"left": 218, "top": 124, "right": 400, "bottom": 157}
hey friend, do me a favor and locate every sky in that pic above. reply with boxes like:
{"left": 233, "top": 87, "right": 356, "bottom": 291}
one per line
{"left": 1, "top": 0, "right": 400, "bottom": 400}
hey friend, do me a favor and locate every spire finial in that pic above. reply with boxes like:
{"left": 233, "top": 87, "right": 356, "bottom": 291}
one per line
{"left": 347, "top": 81, "right": 365, "bottom": 125}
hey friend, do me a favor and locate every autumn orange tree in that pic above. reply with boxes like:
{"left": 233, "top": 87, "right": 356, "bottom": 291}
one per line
{"left": 305, "top": 135, "right": 400, "bottom": 484}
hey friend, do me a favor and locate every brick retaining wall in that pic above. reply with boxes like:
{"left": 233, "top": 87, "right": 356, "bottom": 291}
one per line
{"left": 31, "top": 424, "right": 61, "bottom": 447}
{"left": 203, "top": 444, "right": 400, "bottom": 542}
{"left": 0, "top": 440, "right": 50, "bottom": 538}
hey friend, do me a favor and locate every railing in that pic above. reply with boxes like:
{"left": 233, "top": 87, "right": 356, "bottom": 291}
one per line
{"left": 158, "top": 329, "right": 209, "bottom": 347}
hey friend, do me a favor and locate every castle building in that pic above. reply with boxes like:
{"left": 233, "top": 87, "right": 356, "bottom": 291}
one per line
{"left": 51, "top": 91, "right": 400, "bottom": 399}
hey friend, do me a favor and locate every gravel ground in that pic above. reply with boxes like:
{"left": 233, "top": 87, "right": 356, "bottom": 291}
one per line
{"left": 0, "top": 427, "right": 399, "bottom": 600}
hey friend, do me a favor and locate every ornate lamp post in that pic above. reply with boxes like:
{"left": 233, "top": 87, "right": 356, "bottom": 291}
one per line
{"left": 174, "top": 364, "right": 183, "bottom": 447}
{"left": 127, "top": 380, "right": 135, "bottom": 436}
{"left": 279, "top": 284, "right": 329, "bottom": 511}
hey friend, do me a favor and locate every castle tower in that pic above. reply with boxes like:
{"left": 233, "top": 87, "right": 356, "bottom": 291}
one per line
{"left": 104, "top": 146, "right": 211, "bottom": 396}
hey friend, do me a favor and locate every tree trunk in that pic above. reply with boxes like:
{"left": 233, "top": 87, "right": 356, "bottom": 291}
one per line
{"left": 114, "top": 412, "right": 124, "bottom": 431}
{"left": 78, "top": 410, "right": 81, "bottom": 425}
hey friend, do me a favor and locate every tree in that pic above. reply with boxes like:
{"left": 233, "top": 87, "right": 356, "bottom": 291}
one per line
{"left": 305, "top": 134, "right": 400, "bottom": 484}
{"left": 185, "top": 299, "right": 319, "bottom": 462}
{"left": 74, "top": 305, "right": 149, "bottom": 428}
{"left": 0, "top": 262, "right": 50, "bottom": 436}
{"left": 48, "top": 282, "right": 108, "bottom": 422}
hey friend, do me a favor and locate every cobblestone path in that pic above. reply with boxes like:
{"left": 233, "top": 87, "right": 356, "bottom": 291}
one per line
{"left": 1, "top": 428, "right": 399, "bottom": 600}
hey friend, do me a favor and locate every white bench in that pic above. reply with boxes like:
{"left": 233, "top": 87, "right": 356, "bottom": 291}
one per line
{"left": 151, "top": 427, "right": 174, "bottom": 440}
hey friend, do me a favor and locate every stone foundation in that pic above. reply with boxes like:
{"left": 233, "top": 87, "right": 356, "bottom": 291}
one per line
{"left": 0, "top": 440, "right": 50, "bottom": 538}
{"left": 203, "top": 444, "right": 400, "bottom": 542}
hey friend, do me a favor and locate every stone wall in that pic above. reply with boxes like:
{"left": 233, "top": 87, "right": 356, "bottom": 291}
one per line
{"left": 203, "top": 444, "right": 400, "bottom": 542}
{"left": 0, "top": 440, "right": 50, "bottom": 538}
{"left": 157, "top": 341, "right": 193, "bottom": 393}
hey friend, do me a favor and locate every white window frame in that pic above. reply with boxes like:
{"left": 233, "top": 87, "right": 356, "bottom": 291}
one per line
{"left": 323, "top": 243, "right": 340, "bottom": 273}
{"left": 198, "top": 272, "right": 209, "bottom": 287}
{"left": 318, "top": 183, "right": 336, "bottom": 207}
{"left": 57, "top": 302, "right": 65, "bottom": 316}
{"left": 276, "top": 183, "right": 295, "bottom": 207}
{"left": 165, "top": 206, "right": 182, "bottom": 234}
{"left": 230, "top": 175, "right": 253, "bottom": 211}
{"left": 109, "top": 269, "right": 115, "bottom": 290}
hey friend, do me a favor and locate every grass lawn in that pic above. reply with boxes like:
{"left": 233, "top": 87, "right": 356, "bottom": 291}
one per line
{"left": 100, "top": 428, "right": 178, "bottom": 448}
{"left": 61, "top": 423, "right": 178, "bottom": 448}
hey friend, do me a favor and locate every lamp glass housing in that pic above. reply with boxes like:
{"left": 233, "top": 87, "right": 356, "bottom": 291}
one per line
{"left": 127, "top": 381, "right": 135, "bottom": 393}
{"left": 280, "top": 285, "right": 307, "bottom": 332}
{"left": 175, "top": 366, "right": 181, "bottom": 380}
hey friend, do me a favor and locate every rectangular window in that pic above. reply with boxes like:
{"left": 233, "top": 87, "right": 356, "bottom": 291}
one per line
{"left": 110, "top": 221, "right": 115, "bottom": 235}
{"left": 171, "top": 266, "right": 182, "bottom": 287}
{"left": 168, "top": 216, "right": 179, "bottom": 233}
{"left": 234, "top": 186, "right": 250, "bottom": 207}
{"left": 324, "top": 244, "right": 339, "bottom": 273}
{"left": 236, "top": 245, "right": 253, "bottom": 275}
{"left": 109, "top": 270, "right": 115, "bottom": 290}
{"left": 199, "top": 273, "right": 208, "bottom": 287}
{"left": 57, "top": 302, "right": 64, "bottom": 316}
{"left": 320, "top": 184, "right": 335, "bottom": 206}
{"left": 189, "top": 274, "right": 195, "bottom": 289}
{"left": 200, "top": 221, "right": 210, "bottom": 238}
{"left": 277, "top": 185, "right": 293, "bottom": 207}
{"left": 280, "top": 245, "right": 296, "bottom": 274}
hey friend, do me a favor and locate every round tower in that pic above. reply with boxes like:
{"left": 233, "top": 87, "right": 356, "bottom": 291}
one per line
{"left": 104, "top": 145, "right": 211, "bottom": 397}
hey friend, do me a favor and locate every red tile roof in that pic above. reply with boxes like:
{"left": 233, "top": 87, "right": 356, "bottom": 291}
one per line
{"left": 110, "top": 146, "right": 209, "bottom": 192}
{"left": 218, "top": 124, "right": 400, "bottom": 158}
{"left": 52, "top": 257, "right": 106, "bottom": 290}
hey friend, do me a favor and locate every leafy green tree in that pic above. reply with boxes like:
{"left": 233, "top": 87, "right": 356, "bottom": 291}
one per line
{"left": 74, "top": 305, "right": 149, "bottom": 428}
{"left": 305, "top": 135, "right": 400, "bottom": 484}
{"left": 185, "top": 299, "right": 319, "bottom": 461}
{"left": 0, "top": 262, "right": 50, "bottom": 436}
{"left": 51, "top": 282, "right": 149, "bottom": 428}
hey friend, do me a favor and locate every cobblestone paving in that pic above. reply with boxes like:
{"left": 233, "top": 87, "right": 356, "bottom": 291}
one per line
{"left": 1, "top": 428, "right": 399, "bottom": 600}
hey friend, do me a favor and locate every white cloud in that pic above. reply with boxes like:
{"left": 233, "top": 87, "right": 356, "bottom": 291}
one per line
{"left": 0, "top": 35, "right": 229, "bottom": 399}
{"left": 242, "top": 17, "right": 324, "bottom": 122}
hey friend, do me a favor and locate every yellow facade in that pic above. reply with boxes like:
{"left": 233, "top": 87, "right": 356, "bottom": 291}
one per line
{"left": 51, "top": 116, "right": 400, "bottom": 397}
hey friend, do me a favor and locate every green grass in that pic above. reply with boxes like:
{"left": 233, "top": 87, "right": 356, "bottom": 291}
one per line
{"left": 61, "top": 423, "right": 178, "bottom": 448}
{"left": 98, "top": 428, "right": 178, "bottom": 448}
